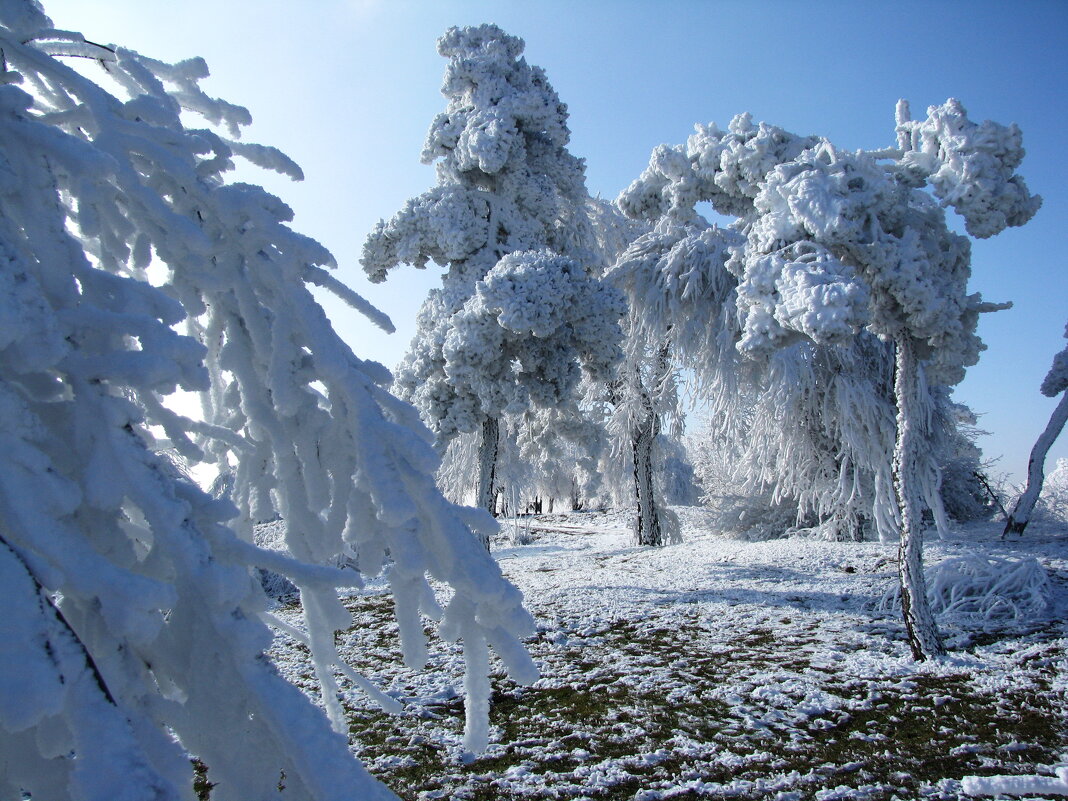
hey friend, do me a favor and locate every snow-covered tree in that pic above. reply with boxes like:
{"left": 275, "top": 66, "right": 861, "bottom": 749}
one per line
{"left": 0, "top": 5, "right": 537, "bottom": 799}
{"left": 612, "top": 126, "right": 898, "bottom": 545}
{"left": 1004, "top": 321, "right": 1068, "bottom": 536}
{"left": 604, "top": 205, "right": 741, "bottom": 544}
{"left": 362, "top": 25, "right": 621, "bottom": 517}
{"left": 734, "top": 100, "right": 1038, "bottom": 659}
{"left": 617, "top": 101, "right": 1040, "bottom": 659}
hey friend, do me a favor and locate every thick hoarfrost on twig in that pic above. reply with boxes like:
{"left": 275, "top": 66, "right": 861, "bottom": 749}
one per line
{"left": 609, "top": 220, "right": 741, "bottom": 371}
{"left": 896, "top": 98, "right": 1042, "bottom": 239}
{"left": 0, "top": 5, "right": 537, "bottom": 798}
{"left": 362, "top": 25, "right": 620, "bottom": 512}
{"left": 618, "top": 115, "right": 820, "bottom": 223}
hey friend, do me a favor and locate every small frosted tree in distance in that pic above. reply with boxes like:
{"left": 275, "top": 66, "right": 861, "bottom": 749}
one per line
{"left": 362, "top": 25, "right": 621, "bottom": 517}
{"left": 0, "top": 4, "right": 537, "bottom": 799}
{"left": 1004, "top": 322, "right": 1068, "bottom": 536}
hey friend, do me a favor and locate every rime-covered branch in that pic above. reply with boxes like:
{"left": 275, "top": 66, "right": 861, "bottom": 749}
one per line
{"left": 0, "top": 5, "right": 537, "bottom": 798}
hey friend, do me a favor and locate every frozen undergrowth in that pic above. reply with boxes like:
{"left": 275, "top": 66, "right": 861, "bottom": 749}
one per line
{"left": 261, "top": 509, "right": 1068, "bottom": 801}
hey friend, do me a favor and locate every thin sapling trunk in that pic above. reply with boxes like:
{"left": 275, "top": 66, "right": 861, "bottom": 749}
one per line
{"left": 1004, "top": 391, "right": 1068, "bottom": 537}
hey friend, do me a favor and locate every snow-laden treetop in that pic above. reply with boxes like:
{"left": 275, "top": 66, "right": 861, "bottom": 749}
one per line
{"left": 362, "top": 24, "right": 592, "bottom": 289}
{"left": 428, "top": 24, "right": 572, "bottom": 173}
{"left": 617, "top": 100, "right": 1041, "bottom": 385}
{"left": 362, "top": 24, "right": 618, "bottom": 454}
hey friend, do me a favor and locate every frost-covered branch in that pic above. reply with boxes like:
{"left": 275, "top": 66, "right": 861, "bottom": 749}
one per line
{"left": 0, "top": 4, "right": 537, "bottom": 798}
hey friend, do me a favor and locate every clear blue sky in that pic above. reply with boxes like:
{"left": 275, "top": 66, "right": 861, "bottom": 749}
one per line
{"left": 45, "top": 0, "right": 1068, "bottom": 485}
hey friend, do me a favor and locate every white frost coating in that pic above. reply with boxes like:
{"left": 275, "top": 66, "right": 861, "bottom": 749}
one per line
{"left": 442, "top": 250, "right": 623, "bottom": 434}
{"left": 1040, "top": 321, "right": 1068, "bottom": 398}
{"left": 0, "top": 5, "right": 536, "bottom": 799}
{"left": 897, "top": 98, "right": 1042, "bottom": 239}
{"left": 737, "top": 242, "right": 869, "bottom": 353}
{"left": 881, "top": 554, "right": 1051, "bottom": 622}
{"left": 609, "top": 219, "right": 741, "bottom": 372}
{"left": 362, "top": 24, "right": 619, "bottom": 515}
{"left": 962, "top": 766, "right": 1068, "bottom": 796}
{"left": 691, "top": 337, "right": 903, "bottom": 543}
{"left": 622, "top": 102, "right": 1038, "bottom": 389}
{"left": 616, "top": 100, "right": 1039, "bottom": 652}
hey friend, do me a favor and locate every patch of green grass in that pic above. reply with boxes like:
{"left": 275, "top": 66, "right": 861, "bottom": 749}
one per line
{"left": 337, "top": 608, "right": 1067, "bottom": 801}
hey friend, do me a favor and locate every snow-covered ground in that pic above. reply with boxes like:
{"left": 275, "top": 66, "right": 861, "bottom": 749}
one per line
{"left": 268, "top": 509, "right": 1068, "bottom": 800}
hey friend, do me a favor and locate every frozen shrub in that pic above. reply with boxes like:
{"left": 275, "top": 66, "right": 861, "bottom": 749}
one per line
{"left": 882, "top": 554, "right": 1051, "bottom": 623}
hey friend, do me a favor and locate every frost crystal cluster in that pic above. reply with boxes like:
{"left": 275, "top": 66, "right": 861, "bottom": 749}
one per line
{"left": 0, "top": 4, "right": 537, "bottom": 799}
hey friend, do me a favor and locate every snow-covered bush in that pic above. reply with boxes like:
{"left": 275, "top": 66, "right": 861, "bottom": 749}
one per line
{"left": 0, "top": 5, "right": 536, "bottom": 799}
{"left": 881, "top": 554, "right": 1051, "bottom": 623}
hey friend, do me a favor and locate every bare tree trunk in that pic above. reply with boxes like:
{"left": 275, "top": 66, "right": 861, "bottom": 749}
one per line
{"left": 476, "top": 416, "right": 499, "bottom": 537}
{"left": 974, "top": 470, "right": 1010, "bottom": 522}
{"left": 1004, "top": 392, "right": 1068, "bottom": 537}
{"left": 632, "top": 394, "right": 663, "bottom": 546}
{"left": 893, "top": 336, "right": 945, "bottom": 661}
{"left": 607, "top": 342, "right": 672, "bottom": 547}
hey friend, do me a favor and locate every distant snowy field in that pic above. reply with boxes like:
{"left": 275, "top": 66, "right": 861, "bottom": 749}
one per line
{"left": 266, "top": 510, "right": 1068, "bottom": 800}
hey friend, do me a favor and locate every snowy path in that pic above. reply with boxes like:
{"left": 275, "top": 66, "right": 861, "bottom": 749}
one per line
{"left": 269, "top": 509, "right": 1068, "bottom": 800}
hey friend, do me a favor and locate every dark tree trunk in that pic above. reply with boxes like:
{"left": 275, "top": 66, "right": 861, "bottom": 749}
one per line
{"left": 475, "top": 417, "right": 499, "bottom": 548}
{"left": 893, "top": 336, "right": 944, "bottom": 661}
{"left": 1004, "top": 391, "right": 1068, "bottom": 537}
{"left": 631, "top": 405, "right": 663, "bottom": 546}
